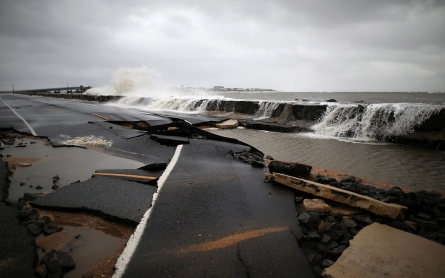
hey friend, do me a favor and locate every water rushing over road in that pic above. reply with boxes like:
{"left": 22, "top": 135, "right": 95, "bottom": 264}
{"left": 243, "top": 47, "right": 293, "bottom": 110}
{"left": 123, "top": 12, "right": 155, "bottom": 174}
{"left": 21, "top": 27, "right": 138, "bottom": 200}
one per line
{"left": 210, "top": 128, "right": 445, "bottom": 193}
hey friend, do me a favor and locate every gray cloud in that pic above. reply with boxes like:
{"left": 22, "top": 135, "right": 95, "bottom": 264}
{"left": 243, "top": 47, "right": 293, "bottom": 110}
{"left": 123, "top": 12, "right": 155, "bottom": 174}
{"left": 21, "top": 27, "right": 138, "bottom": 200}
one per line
{"left": 1, "top": 0, "right": 444, "bottom": 92}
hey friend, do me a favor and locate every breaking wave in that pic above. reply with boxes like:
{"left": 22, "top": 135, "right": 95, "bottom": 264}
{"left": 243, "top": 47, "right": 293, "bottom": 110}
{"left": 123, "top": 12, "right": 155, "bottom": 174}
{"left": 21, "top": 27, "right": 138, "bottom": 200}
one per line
{"left": 311, "top": 103, "right": 444, "bottom": 141}
{"left": 85, "top": 67, "right": 445, "bottom": 142}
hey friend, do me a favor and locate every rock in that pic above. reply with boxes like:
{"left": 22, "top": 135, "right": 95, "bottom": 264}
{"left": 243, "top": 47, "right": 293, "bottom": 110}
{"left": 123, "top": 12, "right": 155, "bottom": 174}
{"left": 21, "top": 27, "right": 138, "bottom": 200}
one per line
{"left": 20, "top": 182, "right": 26, "bottom": 186}
{"left": 27, "top": 223, "right": 42, "bottom": 235}
{"left": 333, "top": 212, "right": 343, "bottom": 221}
{"left": 265, "top": 155, "right": 274, "bottom": 160}
{"left": 381, "top": 196, "right": 400, "bottom": 203}
{"left": 325, "top": 215, "right": 335, "bottom": 223}
{"left": 56, "top": 251, "right": 75, "bottom": 270}
{"left": 35, "top": 265, "right": 48, "bottom": 278}
{"left": 322, "top": 259, "right": 335, "bottom": 268}
{"left": 390, "top": 221, "right": 409, "bottom": 231}
{"left": 298, "top": 212, "right": 310, "bottom": 224}
{"left": 18, "top": 162, "right": 31, "bottom": 166}
{"left": 320, "top": 234, "right": 331, "bottom": 244}
{"left": 328, "top": 245, "right": 348, "bottom": 259}
{"left": 330, "top": 230, "right": 344, "bottom": 241}
{"left": 406, "top": 223, "right": 418, "bottom": 233}
{"left": 294, "top": 196, "right": 304, "bottom": 204}
{"left": 43, "top": 223, "right": 63, "bottom": 235}
{"left": 388, "top": 187, "right": 406, "bottom": 200}
{"left": 35, "top": 186, "right": 43, "bottom": 190}
{"left": 306, "top": 210, "right": 321, "bottom": 229}
{"left": 19, "top": 207, "right": 36, "bottom": 221}
{"left": 352, "top": 215, "right": 373, "bottom": 225}
{"left": 51, "top": 184, "right": 59, "bottom": 190}
{"left": 304, "top": 231, "right": 322, "bottom": 242}
{"left": 52, "top": 175, "right": 60, "bottom": 181}
{"left": 325, "top": 99, "right": 337, "bottom": 103}
{"left": 417, "top": 212, "right": 432, "bottom": 220}
{"left": 45, "top": 260, "right": 62, "bottom": 275}
{"left": 40, "top": 216, "right": 51, "bottom": 224}
{"left": 341, "top": 218, "right": 358, "bottom": 229}
{"left": 326, "top": 241, "right": 339, "bottom": 250}
{"left": 22, "top": 192, "right": 39, "bottom": 201}
{"left": 340, "top": 176, "right": 356, "bottom": 183}
{"left": 349, "top": 228, "right": 359, "bottom": 236}
{"left": 412, "top": 219, "right": 439, "bottom": 231}
{"left": 268, "top": 161, "right": 312, "bottom": 178}
{"left": 303, "top": 199, "right": 332, "bottom": 213}
{"left": 313, "top": 266, "right": 323, "bottom": 277}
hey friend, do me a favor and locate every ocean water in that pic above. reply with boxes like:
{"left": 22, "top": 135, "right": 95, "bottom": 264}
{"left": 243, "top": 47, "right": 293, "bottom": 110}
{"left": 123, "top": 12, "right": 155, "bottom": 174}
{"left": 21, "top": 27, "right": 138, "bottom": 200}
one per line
{"left": 86, "top": 70, "right": 445, "bottom": 191}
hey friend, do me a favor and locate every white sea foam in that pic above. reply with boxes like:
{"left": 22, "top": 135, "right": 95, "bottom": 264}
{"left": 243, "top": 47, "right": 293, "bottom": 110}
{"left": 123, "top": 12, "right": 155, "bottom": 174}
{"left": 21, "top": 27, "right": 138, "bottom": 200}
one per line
{"left": 311, "top": 103, "right": 444, "bottom": 141}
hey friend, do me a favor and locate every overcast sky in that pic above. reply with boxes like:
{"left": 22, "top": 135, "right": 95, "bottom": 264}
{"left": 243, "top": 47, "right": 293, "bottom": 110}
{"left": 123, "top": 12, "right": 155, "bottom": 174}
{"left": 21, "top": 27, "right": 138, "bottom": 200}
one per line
{"left": 1, "top": 0, "right": 444, "bottom": 92}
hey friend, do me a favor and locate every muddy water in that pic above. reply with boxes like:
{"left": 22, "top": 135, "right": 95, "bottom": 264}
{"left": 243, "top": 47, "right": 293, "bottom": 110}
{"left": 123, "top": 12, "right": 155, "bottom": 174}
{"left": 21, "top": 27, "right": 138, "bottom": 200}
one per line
{"left": 0, "top": 138, "right": 144, "bottom": 201}
{"left": 36, "top": 224, "right": 125, "bottom": 278}
{"left": 210, "top": 128, "right": 445, "bottom": 193}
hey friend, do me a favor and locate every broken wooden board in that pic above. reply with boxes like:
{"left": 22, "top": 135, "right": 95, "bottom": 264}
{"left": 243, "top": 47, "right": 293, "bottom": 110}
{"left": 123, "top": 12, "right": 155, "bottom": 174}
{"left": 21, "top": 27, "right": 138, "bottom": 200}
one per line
{"left": 323, "top": 223, "right": 445, "bottom": 278}
{"left": 265, "top": 173, "right": 407, "bottom": 219}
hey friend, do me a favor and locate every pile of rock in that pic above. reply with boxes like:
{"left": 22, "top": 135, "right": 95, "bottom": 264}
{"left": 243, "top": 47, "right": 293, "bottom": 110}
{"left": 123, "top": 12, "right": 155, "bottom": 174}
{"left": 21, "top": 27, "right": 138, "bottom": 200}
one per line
{"left": 16, "top": 204, "right": 63, "bottom": 237}
{"left": 37, "top": 250, "right": 75, "bottom": 277}
{"left": 296, "top": 175, "right": 445, "bottom": 276}
{"left": 14, "top": 197, "right": 76, "bottom": 277}
{"left": 313, "top": 174, "right": 445, "bottom": 243}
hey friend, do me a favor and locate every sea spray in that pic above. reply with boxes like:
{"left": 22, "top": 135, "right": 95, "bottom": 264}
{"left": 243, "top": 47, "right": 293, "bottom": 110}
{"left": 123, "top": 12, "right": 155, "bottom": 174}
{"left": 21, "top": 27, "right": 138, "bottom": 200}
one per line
{"left": 86, "top": 67, "right": 169, "bottom": 97}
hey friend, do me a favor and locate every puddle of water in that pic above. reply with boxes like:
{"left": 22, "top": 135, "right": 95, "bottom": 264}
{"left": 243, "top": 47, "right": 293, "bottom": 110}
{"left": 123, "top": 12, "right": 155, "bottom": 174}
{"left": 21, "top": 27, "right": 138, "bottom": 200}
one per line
{"left": 36, "top": 224, "right": 125, "bottom": 277}
{"left": 1, "top": 137, "right": 144, "bottom": 201}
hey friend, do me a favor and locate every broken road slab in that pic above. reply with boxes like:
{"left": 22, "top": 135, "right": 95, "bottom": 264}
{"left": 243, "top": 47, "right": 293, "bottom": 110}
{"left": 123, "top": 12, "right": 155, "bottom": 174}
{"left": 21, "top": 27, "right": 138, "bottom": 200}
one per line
{"left": 116, "top": 139, "right": 313, "bottom": 277}
{"left": 266, "top": 173, "right": 407, "bottom": 219}
{"left": 149, "top": 134, "right": 190, "bottom": 145}
{"left": 31, "top": 176, "right": 157, "bottom": 225}
{"left": 323, "top": 223, "right": 445, "bottom": 278}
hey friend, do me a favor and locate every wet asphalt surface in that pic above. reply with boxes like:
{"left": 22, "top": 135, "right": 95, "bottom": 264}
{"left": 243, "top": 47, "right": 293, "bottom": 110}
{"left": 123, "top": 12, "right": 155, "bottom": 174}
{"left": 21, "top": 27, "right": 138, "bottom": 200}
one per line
{"left": 0, "top": 93, "right": 313, "bottom": 277}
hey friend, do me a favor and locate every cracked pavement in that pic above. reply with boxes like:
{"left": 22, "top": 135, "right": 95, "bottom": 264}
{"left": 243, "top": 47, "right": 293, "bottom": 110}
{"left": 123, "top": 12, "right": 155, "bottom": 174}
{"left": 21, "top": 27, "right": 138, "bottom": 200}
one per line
{"left": 0, "top": 93, "right": 314, "bottom": 277}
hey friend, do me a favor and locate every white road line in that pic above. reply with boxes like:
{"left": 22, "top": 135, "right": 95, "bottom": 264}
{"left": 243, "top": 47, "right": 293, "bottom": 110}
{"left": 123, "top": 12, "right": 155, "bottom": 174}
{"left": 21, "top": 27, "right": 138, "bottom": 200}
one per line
{"left": 113, "top": 144, "right": 183, "bottom": 278}
{"left": 0, "top": 97, "right": 37, "bottom": 136}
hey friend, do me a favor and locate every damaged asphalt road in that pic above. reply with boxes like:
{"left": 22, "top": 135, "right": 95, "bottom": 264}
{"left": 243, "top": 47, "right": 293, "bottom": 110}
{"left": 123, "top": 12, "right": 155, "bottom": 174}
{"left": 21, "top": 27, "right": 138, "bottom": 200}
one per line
{"left": 0, "top": 93, "right": 314, "bottom": 277}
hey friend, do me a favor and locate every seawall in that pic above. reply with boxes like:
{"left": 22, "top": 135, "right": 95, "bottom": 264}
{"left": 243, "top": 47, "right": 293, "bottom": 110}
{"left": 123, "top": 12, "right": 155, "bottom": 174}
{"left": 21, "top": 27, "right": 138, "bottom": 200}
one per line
{"left": 14, "top": 92, "right": 445, "bottom": 150}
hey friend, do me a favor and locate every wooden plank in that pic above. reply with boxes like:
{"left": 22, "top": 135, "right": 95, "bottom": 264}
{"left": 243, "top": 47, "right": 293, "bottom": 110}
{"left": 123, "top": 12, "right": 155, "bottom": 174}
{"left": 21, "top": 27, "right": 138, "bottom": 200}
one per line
{"left": 265, "top": 173, "right": 407, "bottom": 219}
{"left": 93, "top": 172, "right": 157, "bottom": 180}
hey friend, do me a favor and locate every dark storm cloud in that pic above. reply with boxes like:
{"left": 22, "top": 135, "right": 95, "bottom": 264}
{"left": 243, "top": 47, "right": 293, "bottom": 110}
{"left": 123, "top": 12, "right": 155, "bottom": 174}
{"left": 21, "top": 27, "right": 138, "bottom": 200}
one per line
{"left": 0, "top": 0, "right": 444, "bottom": 91}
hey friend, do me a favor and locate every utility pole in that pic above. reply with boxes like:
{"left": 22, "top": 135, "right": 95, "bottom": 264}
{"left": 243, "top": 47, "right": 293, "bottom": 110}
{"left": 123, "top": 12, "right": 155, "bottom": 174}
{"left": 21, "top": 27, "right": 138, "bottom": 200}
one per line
{"left": 11, "top": 83, "right": 14, "bottom": 92}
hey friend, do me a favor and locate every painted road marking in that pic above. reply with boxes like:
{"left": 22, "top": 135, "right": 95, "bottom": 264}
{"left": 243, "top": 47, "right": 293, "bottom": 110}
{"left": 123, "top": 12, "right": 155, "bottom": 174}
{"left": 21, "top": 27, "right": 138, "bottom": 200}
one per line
{"left": 93, "top": 172, "right": 157, "bottom": 180}
{"left": 92, "top": 113, "right": 110, "bottom": 120}
{"left": 113, "top": 144, "right": 183, "bottom": 278}
{"left": 0, "top": 97, "right": 37, "bottom": 136}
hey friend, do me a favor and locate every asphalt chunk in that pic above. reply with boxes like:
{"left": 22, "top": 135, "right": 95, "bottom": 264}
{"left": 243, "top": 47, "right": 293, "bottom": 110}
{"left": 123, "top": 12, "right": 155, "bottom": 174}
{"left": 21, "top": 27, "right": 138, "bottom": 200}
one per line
{"left": 30, "top": 176, "right": 157, "bottom": 225}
